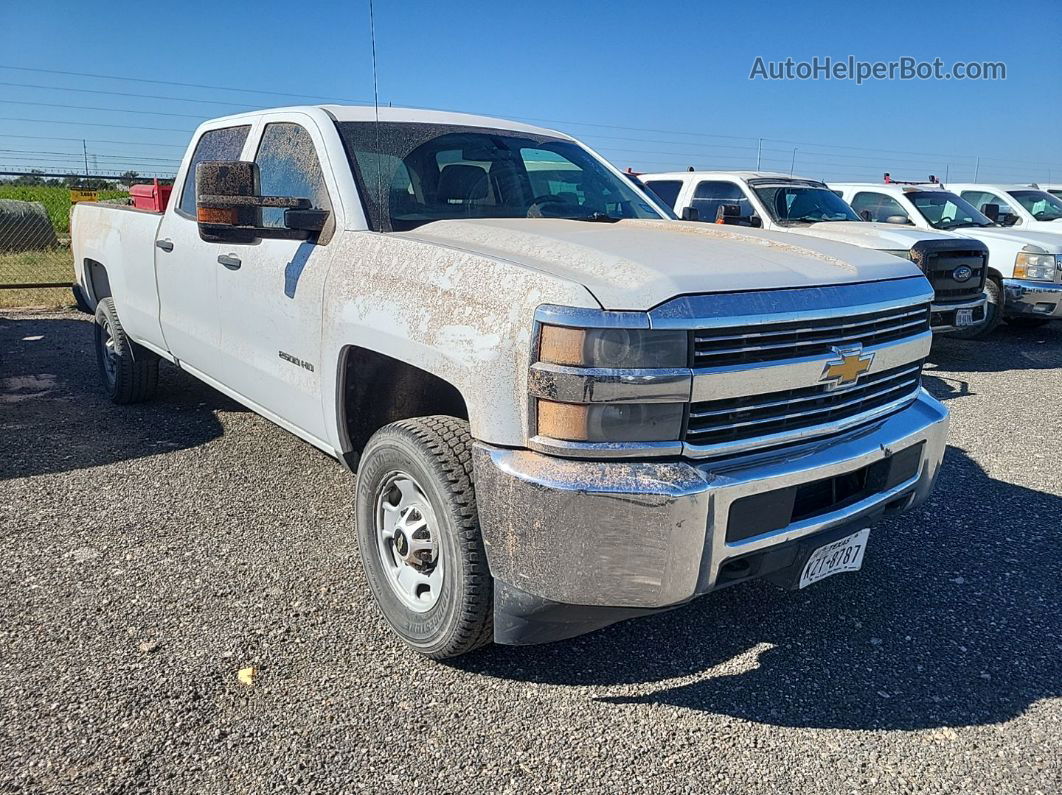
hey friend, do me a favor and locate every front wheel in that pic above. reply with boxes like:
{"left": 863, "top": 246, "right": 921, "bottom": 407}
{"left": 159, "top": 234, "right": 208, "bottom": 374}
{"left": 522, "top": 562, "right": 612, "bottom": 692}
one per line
{"left": 948, "top": 278, "right": 1003, "bottom": 340}
{"left": 355, "top": 416, "right": 493, "bottom": 659}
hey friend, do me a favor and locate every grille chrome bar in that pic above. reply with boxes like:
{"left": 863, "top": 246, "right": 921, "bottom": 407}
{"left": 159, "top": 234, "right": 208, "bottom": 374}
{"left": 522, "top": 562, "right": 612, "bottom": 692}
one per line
{"left": 694, "top": 317, "right": 927, "bottom": 358}
{"left": 692, "top": 307, "right": 926, "bottom": 345}
{"left": 689, "top": 363, "right": 922, "bottom": 420}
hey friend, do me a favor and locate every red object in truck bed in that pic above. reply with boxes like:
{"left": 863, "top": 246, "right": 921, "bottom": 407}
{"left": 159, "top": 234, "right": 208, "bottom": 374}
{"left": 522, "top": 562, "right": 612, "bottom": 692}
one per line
{"left": 128, "top": 179, "right": 173, "bottom": 212}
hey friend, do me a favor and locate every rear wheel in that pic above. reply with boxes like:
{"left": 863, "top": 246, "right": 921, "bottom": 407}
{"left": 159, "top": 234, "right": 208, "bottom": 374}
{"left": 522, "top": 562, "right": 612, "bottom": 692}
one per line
{"left": 355, "top": 416, "right": 493, "bottom": 659}
{"left": 94, "top": 297, "right": 159, "bottom": 404}
{"left": 948, "top": 278, "right": 1002, "bottom": 340}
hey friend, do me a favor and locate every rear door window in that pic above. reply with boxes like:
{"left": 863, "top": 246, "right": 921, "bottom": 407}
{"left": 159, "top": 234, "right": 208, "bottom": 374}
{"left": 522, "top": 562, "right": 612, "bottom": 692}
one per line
{"left": 960, "top": 190, "right": 1014, "bottom": 216}
{"left": 642, "top": 180, "right": 683, "bottom": 210}
{"left": 178, "top": 125, "right": 251, "bottom": 217}
{"left": 850, "top": 192, "right": 907, "bottom": 223}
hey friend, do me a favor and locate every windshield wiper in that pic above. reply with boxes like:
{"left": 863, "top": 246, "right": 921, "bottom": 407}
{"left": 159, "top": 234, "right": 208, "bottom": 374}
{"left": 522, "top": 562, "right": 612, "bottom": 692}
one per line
{"left": 570, "top": 212, "right": 622, "bottom": 223}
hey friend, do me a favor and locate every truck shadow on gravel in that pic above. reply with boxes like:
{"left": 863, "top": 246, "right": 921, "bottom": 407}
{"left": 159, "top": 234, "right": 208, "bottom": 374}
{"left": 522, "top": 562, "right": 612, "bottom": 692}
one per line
{"left": 0, "top": 314, "right": 233, "bottom": 480}
{"left": 458, "top": 446, "right": 1060, "bottom": 731}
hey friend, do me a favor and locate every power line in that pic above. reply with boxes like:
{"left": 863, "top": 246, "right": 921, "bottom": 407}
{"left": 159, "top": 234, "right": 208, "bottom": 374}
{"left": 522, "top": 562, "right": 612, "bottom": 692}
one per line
{"left": 0, "top": 117, "right": 191, "bottom": 133}
{"left": 0, "top": 132, "right": 186, "bottom": 149}
{"left": 0, "top": 80, "right": 267, "bottom": 110}
{"left": 0, "top": 98, "right": 210, "bottom": 119}
{"left": 0, "top": 64, "right": 368, "bottom": 104}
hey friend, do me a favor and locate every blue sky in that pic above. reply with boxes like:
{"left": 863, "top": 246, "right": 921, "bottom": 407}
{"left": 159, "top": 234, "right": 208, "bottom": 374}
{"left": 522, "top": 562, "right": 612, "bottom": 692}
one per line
{"left": 1, "top": 0, "right": 1059, "bottom": 182}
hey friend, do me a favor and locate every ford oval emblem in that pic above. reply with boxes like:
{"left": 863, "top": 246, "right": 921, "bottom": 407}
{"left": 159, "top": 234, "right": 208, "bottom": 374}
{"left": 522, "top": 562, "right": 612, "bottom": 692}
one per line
{"left": 952, "top": 265, "right": 974, "bottom": 282}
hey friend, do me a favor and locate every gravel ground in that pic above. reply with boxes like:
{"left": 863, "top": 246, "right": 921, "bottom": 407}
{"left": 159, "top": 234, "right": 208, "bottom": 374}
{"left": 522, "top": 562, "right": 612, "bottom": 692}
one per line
{"left": 1, "top": 309, "right": 1059, "bottom": 794}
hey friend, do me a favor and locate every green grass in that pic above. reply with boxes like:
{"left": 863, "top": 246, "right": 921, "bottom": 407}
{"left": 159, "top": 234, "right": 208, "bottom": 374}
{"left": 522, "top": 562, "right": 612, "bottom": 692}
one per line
{"left": 0, "top": 247, "right": 75, "bottom": 309}
{"left": 0, "top": 185, "right": 128, "bottom": 234}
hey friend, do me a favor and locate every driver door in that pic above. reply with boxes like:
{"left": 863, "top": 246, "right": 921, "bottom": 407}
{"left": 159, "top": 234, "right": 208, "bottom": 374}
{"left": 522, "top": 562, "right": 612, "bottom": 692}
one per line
{"left": 213, "top": 115, "right": 340, "bottom": 444}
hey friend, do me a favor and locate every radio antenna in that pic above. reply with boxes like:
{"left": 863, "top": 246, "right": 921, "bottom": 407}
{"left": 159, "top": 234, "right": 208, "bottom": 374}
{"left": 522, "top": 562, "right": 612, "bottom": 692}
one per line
{"left": 367, "top": 0, "right": 384, "bottom": 228}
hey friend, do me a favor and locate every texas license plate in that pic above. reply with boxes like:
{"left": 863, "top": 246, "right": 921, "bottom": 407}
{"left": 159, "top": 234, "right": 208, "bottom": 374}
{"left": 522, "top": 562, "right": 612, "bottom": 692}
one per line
{"left": 799, "top": 528, "right": 870, "bottom": 589}
{"left": 955, "top": 308, "right": 975, "bottom": 327}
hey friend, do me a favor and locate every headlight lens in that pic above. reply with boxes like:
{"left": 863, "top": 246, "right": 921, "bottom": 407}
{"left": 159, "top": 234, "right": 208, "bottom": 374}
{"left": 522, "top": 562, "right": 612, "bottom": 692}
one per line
{"left": 1014, "top": 251, "right": 1056, "bottom": 281}
{"left": 880, "top": 249, "right": 914, "bottom": 261}
{"left": 538, "top": 324, "right": 688, "bottom": 368}
{"left": 536, "top": 400, "right": 685, "bottom": 442}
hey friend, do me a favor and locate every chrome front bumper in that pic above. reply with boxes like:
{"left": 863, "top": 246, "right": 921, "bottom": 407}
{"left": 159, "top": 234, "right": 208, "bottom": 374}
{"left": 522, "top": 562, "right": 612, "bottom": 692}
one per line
{"left": 930, "top": 294, "right": 987, "bottom": 333}
{"left": 474, "top": 390, "right": 948, "bottom": 610}
{"left": 1003, "top": 279, "right": 1062, "bottom": 319}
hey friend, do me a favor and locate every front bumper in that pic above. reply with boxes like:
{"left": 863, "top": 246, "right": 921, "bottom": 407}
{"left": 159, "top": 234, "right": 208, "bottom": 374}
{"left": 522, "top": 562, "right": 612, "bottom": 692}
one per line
{"left": 930, "top": 295, "right": 986, "bottom": 333}
{"left": 1002, "top": 279, "right": 1062, "bottom": 319}
{"left": 474, "top": 390, "right": 948, "bottom": 641}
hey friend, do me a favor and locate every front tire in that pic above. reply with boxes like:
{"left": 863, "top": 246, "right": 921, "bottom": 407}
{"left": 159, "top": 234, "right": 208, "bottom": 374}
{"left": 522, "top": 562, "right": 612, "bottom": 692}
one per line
{"left": 94, "top": 297, "right": 159, "bottom": 404}
{"left": 948, "top": 278, "right": 1002, "bottom": 340}
{"left": 355, "top": 416, "right": 493, "bottom": 659}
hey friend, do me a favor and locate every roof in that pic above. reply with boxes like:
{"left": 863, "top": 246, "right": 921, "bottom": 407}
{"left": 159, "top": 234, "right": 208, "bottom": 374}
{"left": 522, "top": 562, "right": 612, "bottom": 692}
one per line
{"left": 195, "top": 104, "right": 569, "bottom": 140}
{"left": 641, "top": 170, "right": 800, "bottom": 181}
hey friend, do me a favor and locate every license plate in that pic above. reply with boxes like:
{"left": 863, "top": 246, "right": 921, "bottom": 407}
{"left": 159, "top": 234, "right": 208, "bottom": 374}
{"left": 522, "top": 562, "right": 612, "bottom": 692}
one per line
{"left": 955, "top": 308, "right": 975, "bottom": 327}
{"left": 799, "top": 528, "right": 870, "bottom": 589}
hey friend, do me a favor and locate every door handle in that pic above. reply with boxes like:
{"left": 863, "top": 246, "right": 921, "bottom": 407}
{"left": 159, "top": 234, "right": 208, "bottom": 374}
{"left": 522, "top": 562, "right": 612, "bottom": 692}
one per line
{"left": 217, "top": 254, "right": 242, "bottom": 270}
{"left": 155, "top": 238, "right": 174, "bottom": 252}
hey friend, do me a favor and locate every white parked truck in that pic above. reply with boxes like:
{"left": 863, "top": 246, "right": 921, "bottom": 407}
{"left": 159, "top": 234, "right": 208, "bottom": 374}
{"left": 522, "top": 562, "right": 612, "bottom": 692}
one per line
{"left": 640, "top": 171, "right": 989, "bottom": 335}
{"left": 948, "top": 183, "right": 1062, "bottom": 235}
{"left": 834, "top": 182, "right": 1062, "bottom": 336}
{"left": 71, "top": 106, "right": 949, "bottom": 658}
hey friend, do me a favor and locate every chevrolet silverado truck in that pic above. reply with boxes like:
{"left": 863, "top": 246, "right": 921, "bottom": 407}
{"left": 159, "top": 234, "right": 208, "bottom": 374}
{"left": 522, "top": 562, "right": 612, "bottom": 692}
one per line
{"left": 834, "top": 182, "right": 1062, "bottom": 336}
{"left": 71, "top": 106, "right": 949, "bottom": 658}
{"left": 641, "top": 171, "right": 989, "bottom": 335}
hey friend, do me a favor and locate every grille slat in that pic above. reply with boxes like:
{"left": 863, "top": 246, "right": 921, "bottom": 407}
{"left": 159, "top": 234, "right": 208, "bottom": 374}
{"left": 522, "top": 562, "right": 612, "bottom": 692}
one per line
{"left": 692, "top": 303, "right": 931, "bottom": 368}
{"left": 686, "top": 361, "right": 923, "bottom": 446}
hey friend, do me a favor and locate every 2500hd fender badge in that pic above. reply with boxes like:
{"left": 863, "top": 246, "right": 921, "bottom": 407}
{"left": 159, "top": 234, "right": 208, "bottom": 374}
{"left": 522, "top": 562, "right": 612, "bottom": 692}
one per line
{"left": 821, "top": 345, "right": 874, "bottom": 389}
{"left": 278, "top": 350, "right": 315, "bottom": 373}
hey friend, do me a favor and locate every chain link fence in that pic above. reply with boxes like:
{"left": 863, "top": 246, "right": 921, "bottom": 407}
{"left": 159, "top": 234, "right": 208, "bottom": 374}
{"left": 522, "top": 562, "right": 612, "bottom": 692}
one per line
{"left": 0, "top": 177, "right": 132, "bottom": 309}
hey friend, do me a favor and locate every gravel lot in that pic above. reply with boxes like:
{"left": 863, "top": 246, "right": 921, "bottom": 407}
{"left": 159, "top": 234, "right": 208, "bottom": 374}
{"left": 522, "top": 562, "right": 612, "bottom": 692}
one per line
{"left": 1, "top": 309, "right": 1059, "bottom": 794}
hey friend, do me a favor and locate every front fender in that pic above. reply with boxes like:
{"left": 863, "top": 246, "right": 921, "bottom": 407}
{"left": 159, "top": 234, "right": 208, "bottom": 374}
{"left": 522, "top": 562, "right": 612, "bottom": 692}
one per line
{"left": 318, "top": 231, "right": 599, "bottom": 451}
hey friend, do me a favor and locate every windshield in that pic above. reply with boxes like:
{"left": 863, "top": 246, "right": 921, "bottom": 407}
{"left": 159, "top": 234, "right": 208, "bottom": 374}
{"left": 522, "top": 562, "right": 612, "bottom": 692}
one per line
{"left": 908, "top": 191, "right": 993, "bottom": 229}
{"left": 751, "top": 184, "right": 860, "bottom": 224}
{"left": 334, "top": 121, "right": 664, "bottom": 232}
{"left": 1008, "top": 190, "right": 1062, "bottom": 222}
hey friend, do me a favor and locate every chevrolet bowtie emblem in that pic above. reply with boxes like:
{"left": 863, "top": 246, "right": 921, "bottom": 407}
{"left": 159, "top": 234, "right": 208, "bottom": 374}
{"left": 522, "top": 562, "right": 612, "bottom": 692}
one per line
{"left": 821, "top": 346, "right": 874, "bottom": 389}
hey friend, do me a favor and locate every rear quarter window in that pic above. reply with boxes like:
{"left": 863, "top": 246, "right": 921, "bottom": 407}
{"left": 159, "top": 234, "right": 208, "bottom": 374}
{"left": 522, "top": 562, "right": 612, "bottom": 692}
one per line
{"left": 178, "top": 126, "right": 251, "bottom": 217}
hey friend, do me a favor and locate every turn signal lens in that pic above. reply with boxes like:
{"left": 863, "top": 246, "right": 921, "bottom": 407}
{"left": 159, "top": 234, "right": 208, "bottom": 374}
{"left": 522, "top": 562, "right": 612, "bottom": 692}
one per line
{"left": 197, "top": 207, "right": 238, "bottom": 224}
{"left": 538, "top": 325, "right": 688, "bottom": 369}
{"left": 536, "top": 400, "right": 588, "bottom": 440}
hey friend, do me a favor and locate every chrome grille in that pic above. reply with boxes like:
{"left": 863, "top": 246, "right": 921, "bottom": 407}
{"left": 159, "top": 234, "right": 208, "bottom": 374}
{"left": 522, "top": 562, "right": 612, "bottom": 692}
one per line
{"left": 685, "top": 361, "right": 923, "bottom": 447}
{"left": 691, "top": 303, "right": 930, "bottom": 368}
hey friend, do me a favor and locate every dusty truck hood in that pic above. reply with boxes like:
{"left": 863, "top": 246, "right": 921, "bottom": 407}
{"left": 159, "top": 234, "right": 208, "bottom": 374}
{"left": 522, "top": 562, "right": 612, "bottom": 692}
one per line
{"left": 955, "top": 226, "right": 1062, "bottom": 252}
{"left": 787, "top": 221, "right": 957, "bottom": 250}
{"left": 397, "top": 218, "right": 923, "bottom": 310}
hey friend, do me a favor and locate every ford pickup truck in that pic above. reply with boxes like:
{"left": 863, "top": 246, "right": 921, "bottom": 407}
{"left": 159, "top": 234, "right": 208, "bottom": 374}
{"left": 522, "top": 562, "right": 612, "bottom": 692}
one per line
{"left": 71, "top": 106, "right": 949, "bottom": 658}
{"left": 640, "top": 171, "right": 989, "bottom": 335}
{"left": 834, "top": 182, "right": 1062, "bottom": 336}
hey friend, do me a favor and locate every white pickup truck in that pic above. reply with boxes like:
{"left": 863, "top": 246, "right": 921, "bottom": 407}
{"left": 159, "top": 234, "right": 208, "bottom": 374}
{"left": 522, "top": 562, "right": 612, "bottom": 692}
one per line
{"left": 834, "top": 182, "right": 1062, "bottom": 335}
{"left": 71, "top": 106, "right": 949, "bottom": 658}
{"left": 640, "top": 171, "right": 989, "bottom": 335}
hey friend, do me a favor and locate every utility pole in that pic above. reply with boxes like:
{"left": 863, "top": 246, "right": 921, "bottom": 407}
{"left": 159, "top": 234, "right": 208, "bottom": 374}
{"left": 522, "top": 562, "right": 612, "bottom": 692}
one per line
{"left": 790, "top": 148, "right": 798, "bottom": 176}
{"left": 756, "top": 138, "right": 762, "bottom": 170}
{"left": 973, "top": 156, "right": 980, "bottom": 181}
{"left": 82, "top": 139, "right": 89, "bottom": 176}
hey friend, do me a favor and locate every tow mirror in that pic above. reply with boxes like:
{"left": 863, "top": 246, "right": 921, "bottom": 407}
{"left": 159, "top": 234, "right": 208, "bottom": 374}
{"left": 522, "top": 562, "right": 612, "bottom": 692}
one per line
{"left": 981, "top": 203, "right": 1000, "bottom": 223}
{"left": 715, "top": 204, "right": 758, "bottom": 227}
{"left": 884, "top": 214, "right": 912, "bottom": 225}
{"left": 859, "top": 209, "right": 873, "bottom": 222}
{"left": 681, "top": 206, "right": 700, "bottom": 222}
{"left": 749, "top": 214, "right": 762, "bottom": 228}
{"left": 195, "top": 160, "right": 330, "bottom": 243}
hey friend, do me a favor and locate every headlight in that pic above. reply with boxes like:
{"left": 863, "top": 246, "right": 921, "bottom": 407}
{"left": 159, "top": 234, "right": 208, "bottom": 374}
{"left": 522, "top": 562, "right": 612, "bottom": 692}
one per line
{"left": 538, "top": 324, "right": 688, "bottom": 368}
{"left": 536, "top": 400, "right": 685, "bottom": 442}
{"left": 1014, "top": 251, "right": 1056, "bottom": 281}
{"left": 880, "top": 249, "right": 914, "bottom": 261}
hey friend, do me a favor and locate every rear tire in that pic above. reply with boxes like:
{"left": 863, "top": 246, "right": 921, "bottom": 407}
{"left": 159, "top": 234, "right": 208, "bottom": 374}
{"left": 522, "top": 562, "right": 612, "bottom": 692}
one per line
{"left": 355, "top": 416, "right": 493, "bottom": 659}
{"left": 94, "top": 297, "right": 159, "bottom": 404}
{"left": 948, "top": 278, "right": 1002, "bottom": 340}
